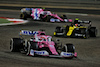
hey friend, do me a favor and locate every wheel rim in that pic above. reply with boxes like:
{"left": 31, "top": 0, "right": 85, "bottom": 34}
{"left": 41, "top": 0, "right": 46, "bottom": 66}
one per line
{"left": 10, "top": 39, "right": 13, "bottom": 52}
{"left": 26, "top": 42, "right": 31, "bottom": 55}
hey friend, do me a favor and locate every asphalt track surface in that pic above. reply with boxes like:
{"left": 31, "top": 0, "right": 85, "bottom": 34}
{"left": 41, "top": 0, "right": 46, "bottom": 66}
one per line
{"left": 0, "top": 7, "right": 100, "bottom": 67}
{"left": 0, "top": 6, "right": 100, "bottom": 15}
{"left": 0, "top": 11, "right": 100, "bottom": 67}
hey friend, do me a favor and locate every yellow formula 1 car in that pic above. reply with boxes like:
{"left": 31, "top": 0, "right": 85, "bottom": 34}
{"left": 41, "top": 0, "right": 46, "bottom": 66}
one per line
{"left": 54, "top": 21, "right": 97, "bottom": 39}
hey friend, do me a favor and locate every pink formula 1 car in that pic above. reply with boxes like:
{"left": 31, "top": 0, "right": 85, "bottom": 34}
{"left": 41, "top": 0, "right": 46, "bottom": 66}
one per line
{"left": 10, "top": 30, "right": 77, "bottom": 59}
{"left": 20, "top": 8, "right": 72, "bottom": 23}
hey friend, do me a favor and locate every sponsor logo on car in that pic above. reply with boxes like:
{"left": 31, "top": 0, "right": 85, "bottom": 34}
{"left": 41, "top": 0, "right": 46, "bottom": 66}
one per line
{"left": 63, "top": 53, "right": 73, "bottom": 56}
{"left": 20, "top": 30, "right": 37, "bottom": 35}
{"left": 75, "top": 33, "right": 85, "bottom": 36}
{"left": 56, "top": 33, "right": 64, "bottom": 35}
{"left": 61, "top": 52, "right": 73, "bottom": 57}
{"left": 35, "top": 51, "right": 45, "bottom": 55}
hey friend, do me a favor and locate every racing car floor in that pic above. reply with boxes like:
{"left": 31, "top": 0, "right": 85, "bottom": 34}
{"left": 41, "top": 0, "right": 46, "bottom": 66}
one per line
{"left": 0, "top": 10, "right": 100, "bottom": 67}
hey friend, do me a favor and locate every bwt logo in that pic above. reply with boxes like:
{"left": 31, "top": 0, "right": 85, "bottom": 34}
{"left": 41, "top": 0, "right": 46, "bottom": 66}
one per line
{"left": 63, "top": 53, "right": 72, "bottom": 56}
{"left": 25, "top": 8, "right": 32, "bottom": 11}
{"left": 21, "top": 30, "right": 37, "bottom": 35}
{"left": 35, "top": 51, "right": 45, "bottom": 55}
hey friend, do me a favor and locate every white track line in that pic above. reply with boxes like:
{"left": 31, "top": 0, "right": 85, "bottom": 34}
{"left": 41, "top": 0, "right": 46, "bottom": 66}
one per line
{"left": 0, "top": 18, "right": 28, "bottom": 26}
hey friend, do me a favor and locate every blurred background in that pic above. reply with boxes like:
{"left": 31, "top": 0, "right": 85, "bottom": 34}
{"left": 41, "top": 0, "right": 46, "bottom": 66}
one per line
{"left": 0, "top": 0, "right": 100, "bottom": 8}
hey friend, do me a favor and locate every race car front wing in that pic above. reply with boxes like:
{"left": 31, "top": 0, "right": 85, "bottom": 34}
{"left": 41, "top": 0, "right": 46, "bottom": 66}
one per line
{"left": 29, "top": 49, "right": 77, "bottom": 58}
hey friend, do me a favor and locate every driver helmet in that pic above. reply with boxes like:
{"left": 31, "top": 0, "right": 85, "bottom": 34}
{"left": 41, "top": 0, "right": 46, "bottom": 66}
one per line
{"left": 75, "top": 18, "right": 79, "bottom": 20}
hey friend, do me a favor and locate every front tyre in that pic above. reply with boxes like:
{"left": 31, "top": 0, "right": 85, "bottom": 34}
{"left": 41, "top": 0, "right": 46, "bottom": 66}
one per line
{"left": 26, "top": 41, "right": 38, "bottom": 56}
{"left": 62, "top": 44, "right": 75, "bottom": 53}
{"left": 54, "top": 26, "right": 63, "bottom": 37}
{"left": 62, "top": 43, "right": 75, "bottom": 59}
{"left": 55, "top": 26, "right": 63, "bottom": 33}
{"left": 45, "top": 15, "right": 51, "bottom": 22}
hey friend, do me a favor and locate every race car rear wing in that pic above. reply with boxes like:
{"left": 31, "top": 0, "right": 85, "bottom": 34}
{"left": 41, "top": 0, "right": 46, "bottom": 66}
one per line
{"left": 21, "top": 7, "right": 45, "bottom": 12}
{"left": 20, "top": 30, "right": 46, "bottom": 36}
{"left": 78, "top": 20, "right": 91, "bottom": 24}
{"left": 20, "top": 30, "right": 37, "bottom": 36}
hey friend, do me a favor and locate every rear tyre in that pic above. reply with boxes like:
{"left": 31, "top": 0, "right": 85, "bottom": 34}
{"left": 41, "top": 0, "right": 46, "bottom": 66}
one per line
{"left": 20, "top": 12, "right": 27, "bottom": 20}
{"left": 89, "top": 27, "right": 97, "bottom": 37}
{"left": 10, "top": 38, "right": 23, "bottom": 52}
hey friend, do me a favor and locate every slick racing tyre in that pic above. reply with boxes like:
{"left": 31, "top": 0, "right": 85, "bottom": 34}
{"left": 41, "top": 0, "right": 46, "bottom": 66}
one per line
{"left": 10, "top": 38, "right": 23, "bottom": 52}
{"left": 55, "top": 26, "right": 63, "bottom": 33}
{"left": 54, "top": 26, "right": 63, "bottom": 36}
{"left": 26, "top": 41, "right": 38, "bottom": 55}
{"left": 62, "top": 44, "right": 75, "bottom": 59}
{"left": 89, "top": 27, "right": 97, "bottom": 37}
{"left": 40, "top": 14, "right": 45, "bottom": 21}
{"left": 30, "top": 41, "right": 38, "bottom": 50}
{"left": 20, "top": 12, "right": 28, "bottom": 20}
{"left": 84, "top": 30, "right": 90, "bottom": 39}
{"left": 62, "top": 44, "right": 75, "bottom": 53}
{"left": 46, "top": 15, "right": 51, "bottom": 22}
{"left": 62, "top": 15, "right": 67, "bottom": 19}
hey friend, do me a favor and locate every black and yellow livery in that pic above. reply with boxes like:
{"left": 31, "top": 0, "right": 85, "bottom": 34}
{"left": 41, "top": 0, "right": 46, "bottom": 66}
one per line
{"left": 54, "top": 21, "right": 97, "bottom": 39}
